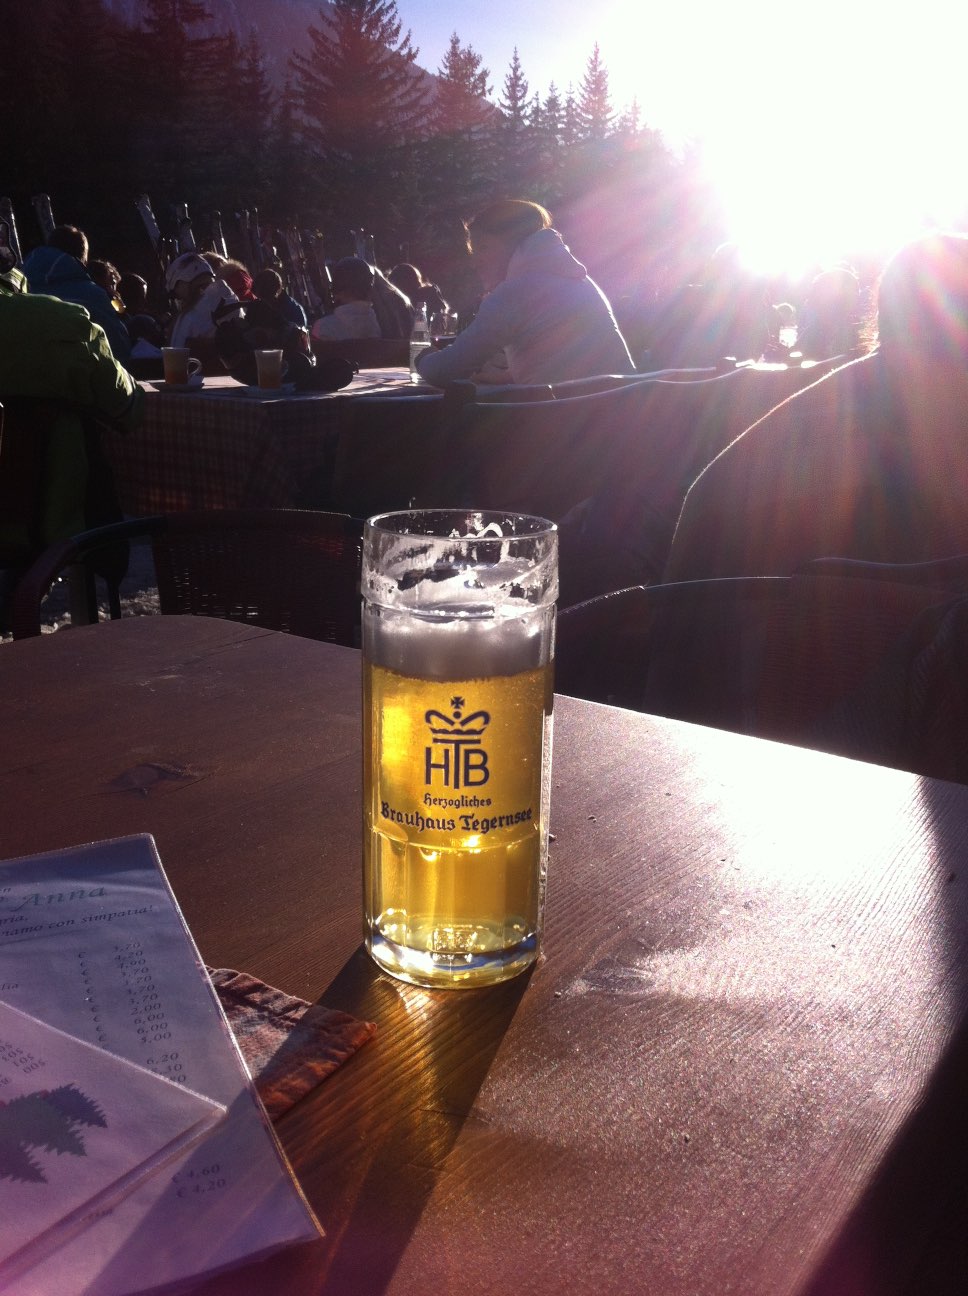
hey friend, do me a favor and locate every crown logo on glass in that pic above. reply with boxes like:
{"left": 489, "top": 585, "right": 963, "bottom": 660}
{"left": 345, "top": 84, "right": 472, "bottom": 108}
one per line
{"left": 424, "top": 697, "right": 491, "bottom": 788}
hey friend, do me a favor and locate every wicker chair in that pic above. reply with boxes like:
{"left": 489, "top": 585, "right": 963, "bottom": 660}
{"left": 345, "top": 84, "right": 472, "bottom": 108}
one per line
{"left": 10, "top": 508, "right": 363, "bottom": 644}
{"left": 0, "top": 397, "right": 128, "bottom": 631}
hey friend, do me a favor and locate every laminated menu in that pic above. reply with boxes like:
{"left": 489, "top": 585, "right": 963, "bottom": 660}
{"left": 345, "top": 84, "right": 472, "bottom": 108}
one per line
{"left": 0, "top": 1001, "right": 225, "bottom": 1286}
{"left": 0, "top": 835, "right": 323, "bottom": 1295}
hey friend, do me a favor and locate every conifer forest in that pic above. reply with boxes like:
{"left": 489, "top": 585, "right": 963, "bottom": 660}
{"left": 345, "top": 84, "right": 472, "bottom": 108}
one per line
{"left": 2, "top": 0, "right": 726, "bottom": 309}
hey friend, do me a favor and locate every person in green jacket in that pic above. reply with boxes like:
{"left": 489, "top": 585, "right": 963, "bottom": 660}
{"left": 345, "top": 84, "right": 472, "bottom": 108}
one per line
{"left": 0, "top": 263, "right": 144, "bottom": 612}
{"left": 0, "top": 262, "right": 142, "bottom": 428}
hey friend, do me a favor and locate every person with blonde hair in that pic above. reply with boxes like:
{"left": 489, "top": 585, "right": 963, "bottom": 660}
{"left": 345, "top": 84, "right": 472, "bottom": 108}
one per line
{"left": 415, "top": 198, "right": 633, "bottom": 387}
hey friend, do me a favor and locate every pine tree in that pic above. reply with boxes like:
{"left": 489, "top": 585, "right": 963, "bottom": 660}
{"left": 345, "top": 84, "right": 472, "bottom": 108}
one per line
{"left": 543, "top": 85, "right": 563, "bottom": 142}
{"left": 291, "top": 0, "right": 430, "bottom": 242}
{"left": 495, "top": 48, "right": 535, "bottom": 195}
{"left": 534, "top": 83, "right": 565, "bottom": 203}
{"left": 292, "top": 0, "right": 428, "bottom": 158}
{"left": 433, "top": 33, "right": 491, "bottom": 135}
{"left": 426, "top": 34, "right": 494, "bottom": 218}
{"left": 0, "top": 1085, "right": 106, "bottom": 1184}
{"left": 562, "top": 86, "right": 581, "bottom": 149}
{"left": 499, "top": 47, "right": 529, "bottom": 133}
{"left": 44, "top": 0, "right": 132, "bottom": 217}
{"left": 126, "top": 0, "right": 215, "bottom": 205}
{"left": 269, "top": 78, "right": 313, "bottom": 218}
{"left": 190, "top": 27, "right": 274, "bottom": 214}
{"left": 577, "top": 44, "right": 613, "bottom": 141}
{"left": 192, "top": 30, "right": 242, "bottom": 206}
{"left": 616, "top": 98, "right": 642, "bottom": 139}
{"left": 234, "top": 30, "right": 276, "bottom": 202}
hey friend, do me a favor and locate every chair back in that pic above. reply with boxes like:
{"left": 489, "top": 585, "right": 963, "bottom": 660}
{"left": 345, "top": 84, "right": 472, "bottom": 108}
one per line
{"left": 556, "top": 567, "right": 968, "bottom": 781}
{"left": 557, "top": 360, "right": 854, "bottom": 602}
{"left": 440, "top": 372, "right": 661, "bottom": 412}
{"left": 154, "top": 509, "right": 363, "bottom": 642}
{"left": 0, "top": 399, "right": 50, "bottom": 564}
{"left": 441, "top": 379, "right": 555, "bottom": 413}
{"left": 11, "top": 508, "right": 363, "bottom": 644}
{"left": 550, "top": 368, "right": 717, "bottom": 395}
{"left": 0, "top": 397, "right": 124, "bottom": 574}
{"left": 443, "top": 360, "right": 842, "bottom": 524}
{"left": 322, "top": 394, "right": 448, "bottom": 518}
{"left": 439, "top": 378, "right": 661, "bottom": 522}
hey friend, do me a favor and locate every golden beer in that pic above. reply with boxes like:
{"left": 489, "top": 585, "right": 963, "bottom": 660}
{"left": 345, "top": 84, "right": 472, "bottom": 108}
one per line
{"left": 362, "top": 511, "right": 558, "bottom": 989}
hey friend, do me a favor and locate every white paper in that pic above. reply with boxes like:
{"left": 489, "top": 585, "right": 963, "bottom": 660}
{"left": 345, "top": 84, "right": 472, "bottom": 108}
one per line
{"left": 0, "top": 1001, "right": 224, "bottom": 1286}
{"left": 0, "top": 835, "right": 322, "bottom": 1296}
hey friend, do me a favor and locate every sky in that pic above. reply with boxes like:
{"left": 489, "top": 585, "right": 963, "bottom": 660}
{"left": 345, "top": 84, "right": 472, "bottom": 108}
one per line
{"left": 397, "top": 0, "right": 968, "bottom": 273}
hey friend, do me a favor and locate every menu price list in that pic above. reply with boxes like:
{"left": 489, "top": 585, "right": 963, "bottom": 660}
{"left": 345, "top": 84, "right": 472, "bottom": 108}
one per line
{"left": 0, "top": 835, "right": 322, "bottom": 1296}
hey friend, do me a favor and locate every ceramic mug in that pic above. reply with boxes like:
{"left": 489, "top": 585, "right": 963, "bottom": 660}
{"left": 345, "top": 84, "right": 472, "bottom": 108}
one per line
{"left": 162, "top": 347, "right": 202, "bottom": 386}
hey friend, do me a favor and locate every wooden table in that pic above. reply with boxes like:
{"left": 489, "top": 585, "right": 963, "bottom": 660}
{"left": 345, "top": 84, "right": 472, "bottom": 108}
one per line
{"left": 101, "top": 370, "right": 428, "bottom": 516}
{"left": 2, "top": 617, "right": 968, "bottom": 1295}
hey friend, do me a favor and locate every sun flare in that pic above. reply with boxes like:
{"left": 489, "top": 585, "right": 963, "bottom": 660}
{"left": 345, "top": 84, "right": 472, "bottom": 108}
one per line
{"left": 619, "top": 0, "right": 968, "bottom": 276}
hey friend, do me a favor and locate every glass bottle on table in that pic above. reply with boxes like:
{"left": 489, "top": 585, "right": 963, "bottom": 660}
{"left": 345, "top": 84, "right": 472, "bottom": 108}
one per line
{"left": 408, "top": 304, "right": 431, "bottom": 382}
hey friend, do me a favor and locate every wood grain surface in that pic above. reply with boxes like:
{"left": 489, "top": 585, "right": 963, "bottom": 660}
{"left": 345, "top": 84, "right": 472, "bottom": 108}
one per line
{"left": 2, "top": 617, "right": 967, "bottom": 1295}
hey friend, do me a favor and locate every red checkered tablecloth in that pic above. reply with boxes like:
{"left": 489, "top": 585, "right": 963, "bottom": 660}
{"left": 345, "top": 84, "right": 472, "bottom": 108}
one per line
{"left": 103, "top": 370, "right": 417, "bottom": 516}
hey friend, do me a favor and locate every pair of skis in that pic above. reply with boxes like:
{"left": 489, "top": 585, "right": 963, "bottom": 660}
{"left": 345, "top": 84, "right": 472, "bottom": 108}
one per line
{"left": 0, "top": 193, "right": 54, "bottom": 269}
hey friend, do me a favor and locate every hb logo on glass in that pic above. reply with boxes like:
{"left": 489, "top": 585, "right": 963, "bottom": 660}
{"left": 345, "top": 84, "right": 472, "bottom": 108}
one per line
{"left": 425, "top": 697, "right": 490, "bottom": 788}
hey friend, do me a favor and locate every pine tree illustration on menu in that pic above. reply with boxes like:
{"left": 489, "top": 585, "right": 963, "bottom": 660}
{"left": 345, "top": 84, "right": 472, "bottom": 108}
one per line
{"left": 2, "top": 1083, "right": 110, "bottom": 1187}
{"left": 0, "top": 1001, "right": 225, "bottom": 1285}
{"left": 0, "top": 835, "right": 323, "bottom": 1296}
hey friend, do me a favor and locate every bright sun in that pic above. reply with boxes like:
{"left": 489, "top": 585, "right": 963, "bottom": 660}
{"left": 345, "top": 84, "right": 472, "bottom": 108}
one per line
{"left": 629, "top": 1, "right": 967, "bottom": 277}
{"left": 704, "top": 121, "right": 967, "bottom": 278}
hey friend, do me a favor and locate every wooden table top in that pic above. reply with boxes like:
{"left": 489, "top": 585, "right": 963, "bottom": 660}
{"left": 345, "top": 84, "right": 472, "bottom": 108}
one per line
{"left": 3, "top": 617, "right": 968, "bottom": 1295}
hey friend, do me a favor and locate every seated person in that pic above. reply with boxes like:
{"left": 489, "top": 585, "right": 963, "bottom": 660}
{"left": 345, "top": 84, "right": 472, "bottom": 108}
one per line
{"left": 0, "top": 262, "right": 141, "bottom": 429}
{"left": 665, "top": 231, "right": 968, "bottom": 582}
{"left": 88, "top": 259, "right": 123, "bottom": 310}
{"left": 0, "top": 260, "right": 143, "bottom": 576}
{"left": 23, "top": 224, "right": 132, "bottom": 362}
{"left": 214, "top": 282, "right": 316, "bottom": 386}
{"left": 370, "top": 265, "right": 417, "bottom": 339}
{"left": 117, "top": 272, "right": 166, "bottom": 351}
{"left": 165, "top": 252, "right": 239, "bottom": 348}
{"left": 388, "top": 261, "right": 449, "bottom": 322}
{"left": 643, "top": 242, "right": 772, "bottom": 371}
{"left": 312, "top": 257, "right": 381, "bottom": 341}
{"left": 414, "top": 199, "right": 634, "bottom": 387}
{"left": 795, "top": 266, "right": 863, "bottom": 360}
{"left": 203, "top": 251, "right": 254, "bottom": 301}
{"left": 252, "top": 267, "right": 307, "bottom": 329}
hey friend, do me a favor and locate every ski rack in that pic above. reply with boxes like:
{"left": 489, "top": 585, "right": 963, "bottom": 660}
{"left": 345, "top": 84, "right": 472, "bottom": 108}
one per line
{"left": 31, "top": 194, "right": 55, "bottom": 241}
{"left": 210, "top": 211, "right": 229, "bottom": 261}
{"left": 175, "top": 203, "right": 197, "bottom": 254}
{"left": 0, "top": 198, "right": 23, "bottom": 265}
{"left": 134, "top": 192, "right": 177, "bottom": 297}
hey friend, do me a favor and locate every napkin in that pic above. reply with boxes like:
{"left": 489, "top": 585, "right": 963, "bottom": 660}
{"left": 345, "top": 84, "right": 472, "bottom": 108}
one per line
{"left": 207, "top": 967, "right": 376, "bottom": 1119}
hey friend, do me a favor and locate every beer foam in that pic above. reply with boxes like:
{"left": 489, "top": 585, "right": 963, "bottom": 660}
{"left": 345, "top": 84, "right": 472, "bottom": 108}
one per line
{"left": 364, "top": 602, "right": 554, "bottom": 680}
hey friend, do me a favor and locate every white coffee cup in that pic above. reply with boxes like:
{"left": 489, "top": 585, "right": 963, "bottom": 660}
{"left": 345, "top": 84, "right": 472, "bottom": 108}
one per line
{"left": 162, "top": 347, "right": 202, "bottom": 386}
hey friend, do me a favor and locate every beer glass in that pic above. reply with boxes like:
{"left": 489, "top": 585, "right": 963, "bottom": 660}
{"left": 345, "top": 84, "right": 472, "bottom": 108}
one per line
{"left": 254, "top": 348, "right": 284, "bottom": 389}
{"left": 362, "top": 510, "right": 558, "bottom": 989}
